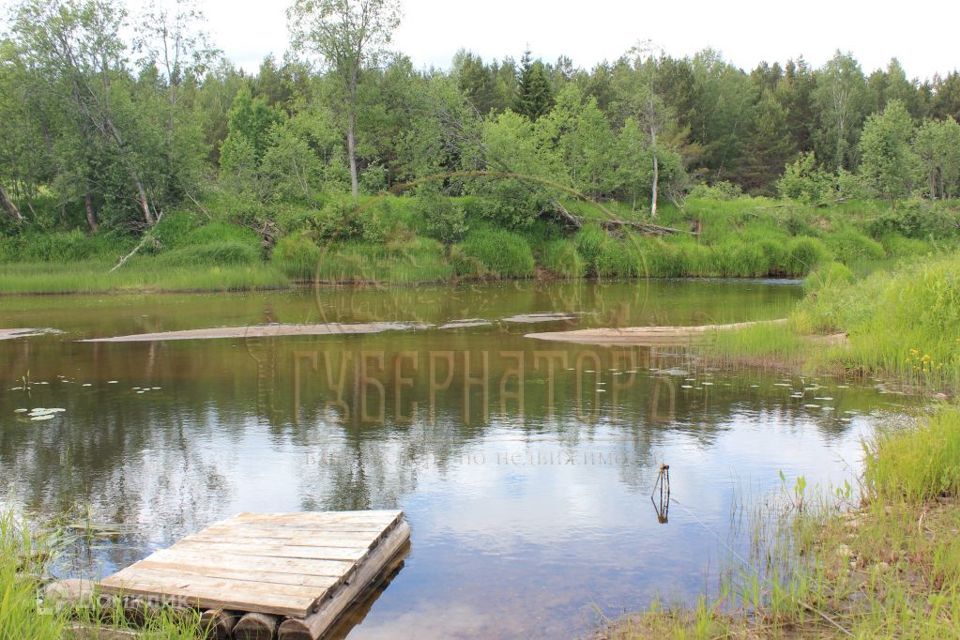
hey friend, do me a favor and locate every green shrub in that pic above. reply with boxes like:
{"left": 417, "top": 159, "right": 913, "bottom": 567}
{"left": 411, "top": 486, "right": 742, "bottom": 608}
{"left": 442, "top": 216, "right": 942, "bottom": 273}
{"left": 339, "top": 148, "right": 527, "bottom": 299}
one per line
{"left": 573, "top": 224, "right": 607, "bottom": 273}
{"left": 182, "top": 222, "right": 260, "bottom": 247}
{"left": 541, "top": 239, "right": 585, "bottom": 278}
{"left": 880, "top": 233, "right": 931, "bottom": 257}
{"left": 785, "top": 237, "right": 830, "bottom": 276}
{"left": 449, "top": 245, "right": 486, "bottom": 278}
{"left": 459, "top": 228, "right": 535, "bottom": 278}
{"left": 312, "top": 196, "right": 364, "bottom": 241}
{"left": 824, "top": 228, "right": 886, "bottom": 264}
{"left": 712, "top": 241, "right": 771, "bottom": 277}
{"left": 674, "top": 241, "right": 713, "bottom": 277}
{"left": 596, "top": 238, "right": 642, "bottom": 278}
{"left": 14, "top": 230, "right": 131, "bottom": 262}
{"left": 803, "top": 261, "right": 854, "bottom": 293}
{"left": 149, "top": 211, "right": 198, "bottom": 252}
{"left": 272, "top": 235, "right": 322, "bottom": 279}
{"left": 420, "top": 193, "right": 467, "bottom": 245}
{"left": 315, "top": 238, "right": 452, "bottom": 283}
{"left": 158, "top": 241, "right": 259, "bottom": 266}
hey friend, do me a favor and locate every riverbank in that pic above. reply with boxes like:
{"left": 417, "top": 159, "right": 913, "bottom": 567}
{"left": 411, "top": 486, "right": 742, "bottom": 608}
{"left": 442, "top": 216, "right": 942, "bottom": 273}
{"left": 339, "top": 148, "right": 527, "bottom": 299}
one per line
{"left": 0, "top": 196, "right": 955, "bottom": 294}
{"left": 601, "top": 406, "right": 960, "bottom": 639}
{"left": 601, "top": 253, "right": 960, "bottom": 637}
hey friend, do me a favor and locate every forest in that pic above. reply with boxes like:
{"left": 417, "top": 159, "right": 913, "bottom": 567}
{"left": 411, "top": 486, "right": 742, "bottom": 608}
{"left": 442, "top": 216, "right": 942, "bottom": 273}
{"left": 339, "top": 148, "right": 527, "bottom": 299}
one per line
{"left": 1, "top": 0, "right": 959, "bottom": 291}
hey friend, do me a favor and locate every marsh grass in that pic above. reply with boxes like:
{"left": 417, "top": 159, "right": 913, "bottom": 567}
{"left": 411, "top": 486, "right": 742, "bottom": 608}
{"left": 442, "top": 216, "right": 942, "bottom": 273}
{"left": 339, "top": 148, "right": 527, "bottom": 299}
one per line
{"left": 0, "top": 261, "right": 290, "bottom": 294}
{"left": 0, "top": 511, "right": 203, "bottom": 640}
{"left": 602, "top": 408, "right": 960, "bottom": 639}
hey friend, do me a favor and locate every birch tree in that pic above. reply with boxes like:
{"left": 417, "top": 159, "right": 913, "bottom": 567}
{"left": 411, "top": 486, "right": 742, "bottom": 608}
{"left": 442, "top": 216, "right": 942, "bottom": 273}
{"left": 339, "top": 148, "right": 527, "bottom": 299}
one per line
{"left": 287, "top": 0, "right": 401, "bottom": 199}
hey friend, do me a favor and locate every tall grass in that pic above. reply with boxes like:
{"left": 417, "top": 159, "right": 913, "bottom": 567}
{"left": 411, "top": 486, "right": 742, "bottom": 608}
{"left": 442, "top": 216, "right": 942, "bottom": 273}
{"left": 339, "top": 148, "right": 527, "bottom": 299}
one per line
{"left": 864, "top": 408, "right": 960, "bottom": 503}
{"left": 458, "top": 228, "right": 535, "bottom": 278}
{"left": 0, "top": 511, "right": 203, "bottom": 639}
{"left": 0, "top": 514, "right": 65, "bottom": 639}
{"left": 0, "top": 261, "right": 289, "bottom": 294}
{"left": 314, "top": 237, "right": 453, "bottom": 284}
{"left": 796, "top": 254, "right": 960, "bottom": 388}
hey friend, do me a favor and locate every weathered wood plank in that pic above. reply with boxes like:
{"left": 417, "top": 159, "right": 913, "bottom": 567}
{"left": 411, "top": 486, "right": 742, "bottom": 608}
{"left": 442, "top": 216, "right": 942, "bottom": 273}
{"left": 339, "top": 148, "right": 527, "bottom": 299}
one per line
{"left": 101, "top": 567, "right": 319, "bottom": 617}
{"left": 278, "top": 521, "right": 411, "bottom": 640}
{"left": 147, "top": 548, "right": 354, "bottom": 578}
{"left": 193, "top": 523, "right": 395, "bottom": 537}
{"left": 169, "top": 539, "right": 369, "bottom": 562}
{"left": 181, "top": 530, "right": 384, "bottom": 548}
{"left": 233, "top": 511, "right": 401, "bottom": 526}
{"left": 134, "top": 559, "right": 343, "bottom": 590}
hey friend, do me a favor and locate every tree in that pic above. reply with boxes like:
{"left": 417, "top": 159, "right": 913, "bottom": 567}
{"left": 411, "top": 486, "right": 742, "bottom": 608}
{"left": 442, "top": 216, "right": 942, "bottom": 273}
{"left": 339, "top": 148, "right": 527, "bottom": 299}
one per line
{"left": 858, "top": 100, "right": 918, "bottom": 200}
{"left": 813, "top": 52, "right": 868, "bottom": 172}
{"left": 287, "top": 0, "right": 401, "bottom": 199}
{"left": 453, "top": 50, "right": 499, "bottom": 115}
{"left": 931, "top": 72, "right": 960, "bottom": 122}
{"left": 133, "top": 0, "right": 218, "bottom": 208}
{"left": 777, "top": 151, "right": 834, "bottom": 203}
{"left": 11, "top": 0, "right": 160, "bottom": 226}
{"left": 741, "top": 91, "right": 797, "bottom": 194}
{"left": 777, "top": 58, "right": 816, "bottom": 153}
{"left": 535, "top": 84, "right": 613, "bottom": 199}
{"left": 914, "top": 118, "right": 960, "bottom": 199}
{"left": 514, "top": 50, "right": 554, "bottom": 121}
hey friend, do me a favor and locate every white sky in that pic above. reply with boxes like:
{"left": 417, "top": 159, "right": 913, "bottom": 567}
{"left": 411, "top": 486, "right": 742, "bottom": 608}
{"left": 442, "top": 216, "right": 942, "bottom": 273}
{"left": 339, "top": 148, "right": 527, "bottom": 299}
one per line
{"left": 6, "top": 0, "right": 958, "bottom": 79}
{"left": 196, "top": 0, "right": 958, "bottom": 79}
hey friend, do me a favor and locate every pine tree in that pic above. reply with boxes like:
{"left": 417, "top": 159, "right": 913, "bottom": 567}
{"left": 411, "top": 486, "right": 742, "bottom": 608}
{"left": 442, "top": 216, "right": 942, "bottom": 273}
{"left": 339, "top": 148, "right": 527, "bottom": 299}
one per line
{"left": 514, "top": 50, "right": 554, "bottom": 121}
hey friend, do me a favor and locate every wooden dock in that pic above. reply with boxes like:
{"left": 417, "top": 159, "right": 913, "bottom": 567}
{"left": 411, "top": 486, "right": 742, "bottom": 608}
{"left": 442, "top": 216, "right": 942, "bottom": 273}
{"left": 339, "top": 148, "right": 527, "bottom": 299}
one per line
{"left": 96, "top": 510, "right": 410, "bottom": 640}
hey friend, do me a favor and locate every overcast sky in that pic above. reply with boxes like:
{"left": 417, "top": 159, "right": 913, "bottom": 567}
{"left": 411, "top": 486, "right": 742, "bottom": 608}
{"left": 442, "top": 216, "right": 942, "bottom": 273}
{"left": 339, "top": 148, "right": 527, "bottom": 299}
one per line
{"left": 8, "top": 0, "right": 958, "bottom": 79}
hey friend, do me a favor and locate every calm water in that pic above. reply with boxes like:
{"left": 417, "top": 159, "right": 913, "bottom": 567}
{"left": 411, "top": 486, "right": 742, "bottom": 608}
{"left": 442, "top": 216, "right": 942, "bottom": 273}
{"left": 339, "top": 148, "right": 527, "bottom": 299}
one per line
{"left": 0, "top": 281, "right": 911, "bottom": 638}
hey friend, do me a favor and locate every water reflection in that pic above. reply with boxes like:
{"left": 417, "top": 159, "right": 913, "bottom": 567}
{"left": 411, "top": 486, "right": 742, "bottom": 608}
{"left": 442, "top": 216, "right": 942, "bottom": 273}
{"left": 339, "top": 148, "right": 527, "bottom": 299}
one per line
{"left": 0, "top": 281, "right": 911, "bottom": 638}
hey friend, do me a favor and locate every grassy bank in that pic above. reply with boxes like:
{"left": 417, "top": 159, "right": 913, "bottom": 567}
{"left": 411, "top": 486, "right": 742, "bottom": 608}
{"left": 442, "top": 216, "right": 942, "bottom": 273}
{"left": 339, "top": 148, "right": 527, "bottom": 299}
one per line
{"left": 603, "top": 406, "right": 960, "bottom": 639}
{"left": 705, "top": 251, "right": 960, "bottom": 393}
{"left": 0, "top": 195, "right": 956, "bottom": 294}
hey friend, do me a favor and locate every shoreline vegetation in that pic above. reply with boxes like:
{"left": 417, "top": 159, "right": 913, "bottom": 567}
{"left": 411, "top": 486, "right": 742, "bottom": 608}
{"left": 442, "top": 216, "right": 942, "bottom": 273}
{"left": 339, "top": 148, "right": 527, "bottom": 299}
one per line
{"left": 1, "top": 195, "right": 957, "bottom": 295}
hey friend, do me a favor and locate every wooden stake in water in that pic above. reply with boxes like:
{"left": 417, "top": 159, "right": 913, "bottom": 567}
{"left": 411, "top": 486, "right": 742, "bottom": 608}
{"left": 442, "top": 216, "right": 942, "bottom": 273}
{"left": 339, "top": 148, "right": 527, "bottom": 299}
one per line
{"left": 651, "top": 463, "right": 671, "bottom": 524}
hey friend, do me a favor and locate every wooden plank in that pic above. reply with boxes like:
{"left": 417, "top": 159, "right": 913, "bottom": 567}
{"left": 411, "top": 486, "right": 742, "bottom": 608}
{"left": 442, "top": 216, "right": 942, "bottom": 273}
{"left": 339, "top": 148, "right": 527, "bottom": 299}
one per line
{"left": 180, "top": 530, "right": 386, "bottom": 548}
{"left": 100, "top": 568, "right": 319, "bottom": 617}
{"left": 168, "top": 539, "right": 369, "bottom": 562}
{"left": 232, "top": 511, "right": 401, "bottom": 526}
{"left": 195, "top": 522, "right": 397, "bottom": 535}
{"left": 147, "top": 548, "right": 354, "bottom": 578}
{"left": 278, "top": 521, "right": 411, "bottom": 640}
{"left": 134, "top": 559, "right": 343, "bottom": 590}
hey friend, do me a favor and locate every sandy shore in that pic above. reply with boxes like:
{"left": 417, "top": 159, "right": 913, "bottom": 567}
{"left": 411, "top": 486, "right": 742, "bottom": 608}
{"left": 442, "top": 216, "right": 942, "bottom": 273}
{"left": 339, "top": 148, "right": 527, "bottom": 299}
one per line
{"left": 0, "top": 328, "right": 55, "bottom": 341}
{"left": 525, "top": 319, "right": 788, "bottom": 345}
{"left": 81, "top": 322, "right": 431, "bottom": 343}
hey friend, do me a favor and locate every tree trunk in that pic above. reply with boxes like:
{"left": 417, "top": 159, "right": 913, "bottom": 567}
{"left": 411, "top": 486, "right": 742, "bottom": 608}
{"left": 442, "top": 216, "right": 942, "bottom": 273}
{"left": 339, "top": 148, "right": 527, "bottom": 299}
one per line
{"left": 134, "top": 177, "right": 155, "bottom": 225}
{"left": 347, "top": 109, "right": 359, "bottom": 199}
{"left": 84, "top": 193, "right": 99, "bottom": 232}
{"left": 650, "top": 128, "right": 659, "bottom": 218}
{"left": 0, "top": 184, "right": 23, "bottom": 222}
